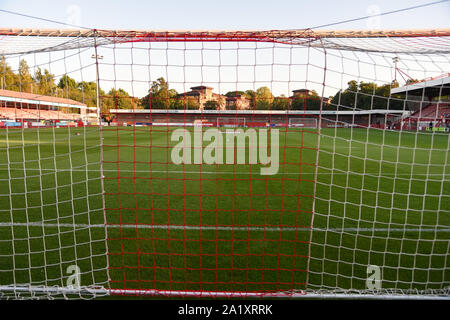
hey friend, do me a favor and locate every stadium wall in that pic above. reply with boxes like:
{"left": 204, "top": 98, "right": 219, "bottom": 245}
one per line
{"left": 109, "top": 109, "right": 405, "bottom": 129}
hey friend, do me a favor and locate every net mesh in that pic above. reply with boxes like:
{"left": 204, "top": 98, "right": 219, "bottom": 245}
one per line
{"left": 0, "top": 28, "right": 449, "bottom": 299}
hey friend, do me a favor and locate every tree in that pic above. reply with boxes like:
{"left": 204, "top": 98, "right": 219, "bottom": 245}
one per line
{"left": 245, "top": 90, "right": 256, "bottom": 98}
{"left": 291, "top": 89, "right": 322, "bottom": 110}
{"left": 18, "top": 59, "right": 33, "bottom": 93}
{"left": 225, "top": 90, "right": 247, "bottom": 97}
{"left": 56, "top": 74, "right": 83, "bottom": 104}
{"left": 272, "top": 96, "right": 289, "bottom": 110}
{"left": 254, "top": 86, "right": 273, "bottom": 110}
{"left": 0, "top": 57, "right": 119, "bottom": 114}
{"left": 203, "top": 100, "right": 219, "bottom": 110}
{"left": 391, "top": 80, "right": 399, "bottom": 88}
{"left": 331, "top": 80, "right": 404, "bottom": 110}
{"left": 226, "top": 101, "right": 237, "bottom": 110}
{"left": 331, "top": 80, "right": 358, "bottom": 109}
{"left": 244, "top": 90, "right": 256, "bottom": 109}
{"left": 0, "top": 56, "right": 20, "bottom": 91}
{"left": 58, "top": 74, "right": 78, "bottom": 89}
{"left": 34, "top": 68, "right": 56, "bottom": 96}
{"left": 185, "top": 97, "right": 200, "bottom": 110}
{"left": 78, "top": 81, "right": 100, "bottom": 109}
{"left": 142, "top": 77, "right": 179, "bottom": 109}
{"left": 105, "top": 88, "right": 134, "bottom": 110}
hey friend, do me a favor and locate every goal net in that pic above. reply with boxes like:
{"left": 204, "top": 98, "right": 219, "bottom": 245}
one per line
{"left": 288, "top": 117, "right": 318, "bottom": 128}
{"left": 0, "top": 28, "right": 449, "bottom": 300}
{"left": 217, "top": 117, "right": 246, "bottom": 127}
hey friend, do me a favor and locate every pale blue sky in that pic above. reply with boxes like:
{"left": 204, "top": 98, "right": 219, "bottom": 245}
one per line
{"left": 0, "top": 0, "right": 449, "bottom": 30}
{"left": 0, "top": 0, "right": 449, "bottom": 98}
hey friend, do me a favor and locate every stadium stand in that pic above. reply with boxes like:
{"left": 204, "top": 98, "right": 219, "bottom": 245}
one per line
{"left": 0, "top": 89, "right": 88, "bottom": 124}
{"left": 407, "top": 103, "right": 450, "bottom": 120}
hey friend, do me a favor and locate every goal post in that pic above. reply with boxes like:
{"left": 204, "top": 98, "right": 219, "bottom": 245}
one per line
{"left": 0, "top": 28, "right": 449, "bottom": 300}
{"left": 217, "top": 117, "right": 246, "bottom": 127}
{"left": 288, "top": 117, "right": 318, "bottom": 128}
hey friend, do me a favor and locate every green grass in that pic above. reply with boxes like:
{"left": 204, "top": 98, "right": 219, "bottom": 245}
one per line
{"left": 0, "top": 126, "right": 449, "bottom": 297}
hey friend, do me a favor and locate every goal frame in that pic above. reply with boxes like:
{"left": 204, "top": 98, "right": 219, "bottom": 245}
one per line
{"left": 288, "top": 117, "right": 318, "bottom": 128}
{"left": 217, "top": 117, "right": 247, "bottom": 128}
{"left": 0, "top": 28, "right": 449, "bottom": 300}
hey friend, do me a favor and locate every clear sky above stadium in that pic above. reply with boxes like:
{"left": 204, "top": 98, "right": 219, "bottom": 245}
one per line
{"left": 0, "top": 0, "right": 449, "bottom": 31}
{"left": 0, "top": 0, "right": 448, "bottom": 98}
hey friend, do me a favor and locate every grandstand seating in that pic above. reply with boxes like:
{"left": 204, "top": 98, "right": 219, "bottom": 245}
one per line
{"left": 408, "top": 103, "right": 450, "bottom": 120}
{"left": 0, "top": 107, "right": 81, "bottom": 121}
{"left": 399, "top": 103, "right": 450, "bottom": 131}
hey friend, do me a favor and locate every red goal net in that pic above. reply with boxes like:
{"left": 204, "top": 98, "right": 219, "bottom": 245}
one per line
{"left": 0, "top": 28, "right": 449, "bottom": 299}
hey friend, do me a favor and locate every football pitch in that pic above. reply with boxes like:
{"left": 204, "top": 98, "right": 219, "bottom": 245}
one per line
{"left": 0, "top": 126, "right": 449, "bottom": 297}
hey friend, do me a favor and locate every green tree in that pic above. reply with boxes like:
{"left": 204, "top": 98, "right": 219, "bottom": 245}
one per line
{"left": 245, "top": 90, "right": 256, "bottom": 109}
{"left": 185, "top": 97, "right": 200, "bottom": 110}
{"left": 142, "top": 77, "right": 179, "bottom": 109}
{"left": 225, "top": 90, "right": 247, "bottom": 97}
{"left": 203, "top": 100, "right": 219, "bottom": 110}
{"left": 105, "top": 88, "right": 134, "bottom": 110}
{"left": 18, "top": 59, "right": 33, "bottom": 93}
{"left": 58, "top": 74, "right": 78, "bottom": 89}
{"left": 331, "top": 80, "right": 358, "bottom": 109}
{"left": 226, "top": 101, "right": 237, "bottom": 110}
{"left": 272, "top": 95, "right": 289, "bottom": 110}
{"left": 34, "top": 68, "right": 56, "bottom": 96}
{"left": 291, "top": 90, "right": 322, "bottom": 110}
{"left": 78, "top": 81, "right": 100, "bottom": 109}
{"left": 56, "top": 74, "right": 83, "bottom": 105}
{"left": 391, "top": 80, "right": 399, "bottom": 88}
{"left": 254, "top": 86, "right": 273, "bottom": 110}
{"left": 0, "top": 58, "right": 123, "bottom": 115}
{"left": 331, "top": 80, "right": 404, "bottom": 110}
{"left": 0, "top": 56, "right": 19, "bottom": 91}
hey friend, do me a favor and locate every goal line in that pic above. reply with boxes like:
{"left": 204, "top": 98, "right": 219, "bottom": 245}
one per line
{"left": 0, "top": 285, "right": 448, "bottom": 300}
{"left": 1, "top": 222, "right": 449, "bottom": 233}
{"left": 0, "top": 27, "right": 449, "bottom": 300}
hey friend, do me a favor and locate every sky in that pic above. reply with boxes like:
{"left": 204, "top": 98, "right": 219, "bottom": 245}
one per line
{"left": 0, "top": 0, "right": 449, "bottom": 98}
{"left": 0, "top": 0, "right": 448, "bottom": 32}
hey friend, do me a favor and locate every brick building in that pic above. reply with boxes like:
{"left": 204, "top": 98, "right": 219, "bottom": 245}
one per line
{"left": 177, "top": 86, "right": 226, "bottom": 110}
{"left": 225, "top": 94, "right": 251, "bottom": 110}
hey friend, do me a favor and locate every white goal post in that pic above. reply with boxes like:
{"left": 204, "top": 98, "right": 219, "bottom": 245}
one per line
{"left": 217, "top": 117, "right": 246, "bottom": 127}
{"left": 0, "top": 28, "right": 449, "bottom": 300}
{"left": 288, "top": 117, "right": 318, "bottom": 128}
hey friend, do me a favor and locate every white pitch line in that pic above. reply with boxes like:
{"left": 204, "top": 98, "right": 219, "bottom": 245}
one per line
{"left": 0, "top": 167, "right": 448, "bottom": 177}
{"left": 0, "top": 222, "right": 449, "bottom": 233}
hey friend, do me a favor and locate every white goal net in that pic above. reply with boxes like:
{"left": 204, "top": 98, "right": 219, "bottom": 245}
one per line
{"left": 288, "top": 117, "right": 318, "bottom": 128}
{"left": 0, "top": 28, "right": 449, "bottom": 300}
{"left": 217, "top": 117, "right": 246, "bottom": 127}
